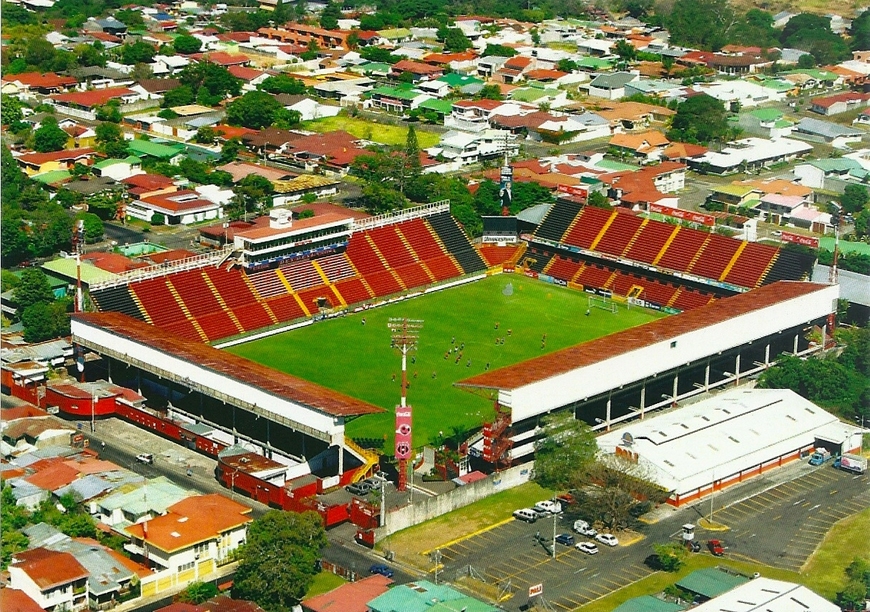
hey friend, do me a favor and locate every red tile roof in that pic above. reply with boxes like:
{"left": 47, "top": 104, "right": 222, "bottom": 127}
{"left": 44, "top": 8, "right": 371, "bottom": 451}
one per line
{"left": 71, "top": 312, "right": 385, "bottom": 417}
{"left": 90, "top": 31, "right": 123, "bottom": 43}
{"left": 228, "top": 65, "right": 266, "bottom": 81}
{"left": 122, "top": 173, "right": 176, "bottom": 190}
{"left": 3, "top": 72, "right": 77, "bottom": 89}
{"left": 51, "top": 87, "right": 138, "bottom": 108}
{"left": 82, "top": 252, "right": 147, "bottom": 273}
{"left": 140, "top": 190, "right": 219, "bottom": 213}
{"left": 524, "top": 69, "right": 567, "bottom": 81}
{"left": 25, "top": 460, "right": 80, "bottom": 491}
{"left": 0, "top": 588, "right": 44, "bottom": 612}
{"left": 193, "top": 52, "right": 250, "bottom": 66}
{"left": 216, "top": 32, "right": 254, "bottom": 43}
{"left": 504, "top": 55, "right": 533, "bottom": 69}
{"left": 126, "top": 494, "right": 252, "bottom": 553}
{"left": 302, "top": 574, "right": 393, "bottom": 612}
{"left": 811, "top": 91, "right": 870, "bottom": 108}
{"left": 391, "top": 59, "right": 443, "bottom": 75}
{"left": 213, "top": 124, "right": 258, "bottom": 140}
{"left": 423, "top": 50, "right": 477, "bottom": 65}
{"left": 17, "top": 148, "right": 96, "bottom": 167}
{"left": 453, "top": 98, "right": 503, "bottom": 110}
{"left": 457, "top": 282, "right": 829, "bottom": 391}
{"left": 146, "top": 249, "right": 197, "bottom": 263}
{"left": 11, "top": 548, "right": 89, "bottom": 589}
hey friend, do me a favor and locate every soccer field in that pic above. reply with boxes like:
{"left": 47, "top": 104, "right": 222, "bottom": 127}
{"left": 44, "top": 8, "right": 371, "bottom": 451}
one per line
{"left": 227, "top": 274, "right": 665, "bottom": 450}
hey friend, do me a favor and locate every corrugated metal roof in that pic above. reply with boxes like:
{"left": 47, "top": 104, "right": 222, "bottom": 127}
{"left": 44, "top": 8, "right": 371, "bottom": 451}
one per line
{"left": 677, "top": 568, "right": 749, "bottom": 599}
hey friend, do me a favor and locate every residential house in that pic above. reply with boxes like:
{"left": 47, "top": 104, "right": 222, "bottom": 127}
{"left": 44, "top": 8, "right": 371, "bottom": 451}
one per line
{"left": 368, "top": 85, "right": 431, "bottom": 113}
{"left": 599, "top": 162, "right": 687, "bottom": 209}
{"left": 577, "top": 38, "right": 614, "bottom": 56}
{"left": 416, "top": 79, "right": 453, "bottom": 98}
{"left": 707, "top": 184, "right": 761, "bottom": 210}
{"left": 754, "top": 193, "right": 811, "bottom": 225}
{"left": 375, "top": 27, "right": 413, "bottom": 45}
{"left": 228, "top": 65, "right": 270, "bottom": 91}
{"left": 16, "top": 148, "right": 97, "bottom": 176}
{"left": 122, "top": 173, "right": 179, "bottom": 200}
{"left": 793, "top": 158, "right": 870, "bottom": 189}
{"left": 853, "top": 107, "right": 870, "bottom": 125}
{"left": 491, "top": 110, "right": 611, "bottom": 144}
{"left": 301, "top": 575, "right": 393, "bottom": 612}
{"left": 1, "top": 72, "right": 78, "bottom": 97}
{"left": 608, "top": 130, "right": 670, "bottom": 162}
{"left": 705, "top": 53, "right": 772, "bottom": 75}
{"left": 494, "top": 55, "right": 536, "bottom": 84}
{"left": 691, "top": 80, "right": 787, "bottom": 109}
{"left": 445, "top": 98, "right": 511, "bottom": 132}
{"left": 92, "top": 156, "right": 145, "bottom": 182}
{"left": 0, "top": 588, "right": 43, "bottom": 612}
{"left": 810, "top": 91, "right": 870, "bottom": 115}
{"left": 24, "top": 523, "right": 151, "bottom": 609}
{"left": 427, "top": 129, "right": 518, "bottom": 167}
{"left": 124, "top": 494, "right": 252, "bottom": 577}
{"left": 623, "top": 79, "right": 684, "bottom": 100}
{"left": 588, "top": 72, "right": 639, "bottom": 100}
{"left": 94, "top": 476, "right": 191, "bottom": 528}
{"left": 128, "top": 189, "right": 224, "bottom": 225}
{"left": 191, "top": 52, "right": 251, "bottom": 67}
{"left": 275, "top": 95, "right": 341, "bottom": 121}
{"left": 256, "top": 24, "right": 348, "bottom": 50}
{"left": 794, "top": 117, "right": 863, "bottom": 148}
{"left": 59, "top": 119, "right": 98, "bottom": 149}
{"left": 127, "top": 140, "right": 186, "bottom": 164}
{"left": 50, "top": 87, "right": 147, "bottom": 121}
{"left": 390, "top": 60, "right": 444, "bottom": 82}
{"left": 83, "top": 17, "right": 128, "bottom": 39}
{"left": 279, "top": 130, "right": 367, "bottom": 174}
{"left": 152, "top": 54, "right": 191, "bottom": 75}
{"left": 592, "top": 100, "right": 676, "bottom": 132}
{"left": 687, "top": 137, "right": 812, "bottom": 175}
{"left": 9, "top": 548, "right": 90, "bottom": 612}
{"left": 740, "top": 108, "right": 794, "bottom": 138}
{"left": 476, "top": 56, "right": 510, "bottom": 79}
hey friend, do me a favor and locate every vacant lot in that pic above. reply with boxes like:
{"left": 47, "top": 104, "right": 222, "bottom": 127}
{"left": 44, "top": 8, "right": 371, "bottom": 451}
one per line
{"left": 300, "top": 114, "right": 441, "bottom": 148}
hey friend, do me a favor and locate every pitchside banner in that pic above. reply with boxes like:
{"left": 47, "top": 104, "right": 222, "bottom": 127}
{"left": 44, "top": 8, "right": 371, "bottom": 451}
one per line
{"left": 649, "top": 203, "right": 715, "bottom": 227}
{"left": 780, "top": 231, "right": 819, "bottom": 249}
{"left": 557, "top": 184, "right": 590, "bottom": 198}
{"left": 395, "top": 407, "right": 412, "bottom": 459}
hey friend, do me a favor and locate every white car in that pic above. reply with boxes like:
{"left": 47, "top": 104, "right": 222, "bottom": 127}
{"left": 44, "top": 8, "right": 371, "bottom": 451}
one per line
{"left": 135, "top": 453, "right": 154, "bottom": 464}
{"left": 533, "top": 500, "right": 562, "bottom": 514}
{"left": 595, "top": 533, "right": 619, "bottom": 547}
{"left": 576, "top": 541, "right": 599, "bottom": 555}
{"left": 573, "top": 520, "right": 597, "bottom": 537}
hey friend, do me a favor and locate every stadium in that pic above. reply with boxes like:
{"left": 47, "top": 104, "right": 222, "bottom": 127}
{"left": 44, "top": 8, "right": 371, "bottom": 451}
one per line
{"left": 63, "top": 195, "right": 836, "bottom": 526}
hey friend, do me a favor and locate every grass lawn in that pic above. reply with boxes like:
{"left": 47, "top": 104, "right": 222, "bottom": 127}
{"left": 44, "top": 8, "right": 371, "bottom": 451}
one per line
{"left": 378, "top": 481, "right": 555, "bottom": 566}
{"left": 802, "top": 507, "right": 870, "bottom": 599}
{"left": 305, "top": 571, "right": 346, "bottom": 597}
{"left": 229, "top": 275, "right": 663, "bottom": 448}
{"left": 299, "top": 114, "right": 440, "bottom": 148}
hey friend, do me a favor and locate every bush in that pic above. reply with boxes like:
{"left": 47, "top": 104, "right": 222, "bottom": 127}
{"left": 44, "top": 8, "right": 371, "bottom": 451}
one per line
{"left": 151, "top": 213, "right": 165, "bottom": 225}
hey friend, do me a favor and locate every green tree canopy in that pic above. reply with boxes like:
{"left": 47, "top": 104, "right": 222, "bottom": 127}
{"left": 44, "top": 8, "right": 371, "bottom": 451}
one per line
{"left": 76, "top": 212, "right": 104, "bottom": 243}
{"left": 840, "top": 184, "right": 869, "bottom": 215}
{"left": 319, "top": 1, "right": 341, "bottom": 29}
{"left": 258, "top": 74, "right": 307, "bottom": 95}
{"left": 120, "top": 41, "right": 156, "bottom": 65}
{"left": 483, "top": 43, "right": 517, "bottom": 57}
{"left": 654, "top": 541, "right": 689, "bottom": 571}
{"left": 13, "top": 269, "right": 55, "bottom": 313}
{"left": 233, "top": 510, "right": 328, "bottom": 611}
{"left": 533, "top": 411, "right": 597, "bottom": 489}
{"left": 33, "top": 116, "right": 69, "bottom": 153}
{"left": 176, "top": 581, "right": 219, "bottom": 604}
{"left": 851, "top": 10, "right": 870, "bottom": 50}
{"left": 173, "top": 34, "right": 202, "bottom": 54}
{"left": 666, "top": 0, "right": 734, "bottom": 51}
{"left": 437, "top": 26, "right": 472, "bottom": 52}
{"left": 667, "top": 94, "right": 729, "bottom": 145}
{"left": 95, "top": 122, "right": 128, "bottom": 158}
{"left": 226, "top": 91, "right": 297, "bottom": 130}
{"left": 780, "top": 13, "right": 851, "bottom": 65}
{"left": 178, "top": 62, "right": 241, "bottom": 106}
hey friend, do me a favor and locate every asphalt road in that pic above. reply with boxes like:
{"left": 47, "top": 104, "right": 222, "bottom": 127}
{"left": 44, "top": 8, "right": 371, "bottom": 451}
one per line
{"left": 431, "top": 463, "right": 870, "bottom": 611}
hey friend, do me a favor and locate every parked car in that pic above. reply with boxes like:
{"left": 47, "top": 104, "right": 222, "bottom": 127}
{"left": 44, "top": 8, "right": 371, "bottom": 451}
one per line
{"left": 369, "top": 564, "right": 394, "bottom": 578}
{"left": 573, "top": 520, "right": 597, "bottom": 537}
{"left": 555, "top": 533, "right": 575, "bottom": 546}
{"left": 708, "top": 539, "right": 725, "bottom": 556}
{"left": 364, "top": 478, "right": 382, "bottom": 490}
{"left": 595, "top": 533, "right": 619, "bottom": 547}
{"left": 346, "top": 482, "right": 372, "bottom": 496}
{"left": 686, "top": 540, "right": 701, "bottom": 553}
{"left": 533, "top": 500, "right": 563, "bottom": 514}
{"left": 556, "top": 492, "right": 575, "bottom": 506}
{"left": 576, "top": 541, "right": 599, "bottom": 555}
{"left": 513, "top": 508, "right": 538, "bottom": 523}
{"left": 136, "top": 453, "right": 153, "bottom": 464}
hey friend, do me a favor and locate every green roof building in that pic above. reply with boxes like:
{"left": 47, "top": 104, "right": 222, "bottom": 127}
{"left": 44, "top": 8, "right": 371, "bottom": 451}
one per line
{"left": 42, "top": 258, "right": 118, "bottom": 285}
{"left": 676, "top": 568, "right": 750, "bottom": 600}
{"left": 31, "top": 170, "right": 72, "bottom": 185}
{"left": 127, "top": 139, "right": 185, "bottom": 161}
{"left": 367, "top": 580, "right": 499, "bottom": 612}
{"left": 418, "top": 98, "right": 454, "bottom": 115}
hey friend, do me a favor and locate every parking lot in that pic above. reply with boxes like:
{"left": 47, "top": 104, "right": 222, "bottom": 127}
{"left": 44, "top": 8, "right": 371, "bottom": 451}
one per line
{"left": 430, "top": 462, "right": 869, "bottom": 610}
{"left": 696, "top": 464, "right": 870, "bottom": 571}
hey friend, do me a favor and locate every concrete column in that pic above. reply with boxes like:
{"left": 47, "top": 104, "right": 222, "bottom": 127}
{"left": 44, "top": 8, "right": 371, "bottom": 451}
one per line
{"left": 820, "top": 323, "right": 827, "bottom": 351}
{"left": 639, "top": 383, "right": 646, "bottom": 420}
{"left": 734, "top": 353, "right": 741, "bottom": 385}
{"left": 793, "top": 333, "right": 799, "bottom": 354}
{"left": 232, "top": 405, "right": 237, "bottom": 443}
{"left": 705, "top": 359, "right": 710, "bottom": 391}
{"left": 338, "top": 443, "right": 344, "bottom": 473}
{"left": 605, "top": 392, "right": 612, "bottom": 432}
{"left": 107, "top": 357, "right": 112, "bottom": 383}
{"left": 672, "top": 371, "right": 679, "bottom": 404}
{"left": 764, "top": 343, "right": 770, "bottom": 366}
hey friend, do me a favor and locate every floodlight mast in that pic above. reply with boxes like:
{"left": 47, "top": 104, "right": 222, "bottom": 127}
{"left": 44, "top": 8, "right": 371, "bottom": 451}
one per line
{"left": 388, "top": 318, "right": 423, "bottom": 492}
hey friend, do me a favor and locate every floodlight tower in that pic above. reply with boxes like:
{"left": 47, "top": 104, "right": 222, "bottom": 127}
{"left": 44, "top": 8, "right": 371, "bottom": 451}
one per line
{"left": 829, "top": 202, "right": 841, "bottom": 285}
{"left": 388, "top": 317, "right": 423, "bottom": 492}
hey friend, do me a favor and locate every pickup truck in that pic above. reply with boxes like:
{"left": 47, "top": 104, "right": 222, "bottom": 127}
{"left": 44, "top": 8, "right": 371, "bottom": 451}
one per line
{"left": 808, "top": 449, "right": 832, "bottom": 466}
{"left": 834, "top": 453, "right": 867, "bottom": 475}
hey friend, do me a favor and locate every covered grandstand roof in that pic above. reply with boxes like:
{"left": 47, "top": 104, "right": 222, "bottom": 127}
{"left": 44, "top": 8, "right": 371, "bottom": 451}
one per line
{"left": 457, "top": 281, "right": 827, "bottom": 391}
{"left": 71, "top": 312, "right": 383, "bottom": 418}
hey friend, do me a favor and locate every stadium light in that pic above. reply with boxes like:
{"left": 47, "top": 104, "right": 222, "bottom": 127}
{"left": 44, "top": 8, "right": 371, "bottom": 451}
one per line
{"left": 388, "top": 318, "right": 423, "bottom": 493}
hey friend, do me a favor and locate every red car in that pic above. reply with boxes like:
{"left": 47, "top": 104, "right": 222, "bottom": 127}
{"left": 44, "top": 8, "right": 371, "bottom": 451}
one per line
{"left": 708, "top": 539, "right": 725, "bottom": 556}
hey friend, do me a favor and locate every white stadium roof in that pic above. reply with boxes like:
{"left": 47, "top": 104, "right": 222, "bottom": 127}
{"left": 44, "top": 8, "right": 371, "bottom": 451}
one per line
{"left": 691, "top": 578, "right": 838, "bottom": 612}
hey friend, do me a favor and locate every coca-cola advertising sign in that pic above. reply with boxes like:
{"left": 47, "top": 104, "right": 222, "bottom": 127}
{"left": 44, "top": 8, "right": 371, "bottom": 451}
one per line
{"left": 649, "top": 203, "right": 715, "bottom": 227}
{"left": 395, "top": 408, "right": 412, "bottom": 459}
{"left": 557, "top": 184, "right": 590, "bottom": 197}
{"left": 780, "top": 231, "right": 819, "bottom": 248}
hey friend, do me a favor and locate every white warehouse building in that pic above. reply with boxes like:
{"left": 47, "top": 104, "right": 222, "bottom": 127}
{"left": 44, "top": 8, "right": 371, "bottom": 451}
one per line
{"left": 597, "top": 388, "right": 863, "bottom": 506}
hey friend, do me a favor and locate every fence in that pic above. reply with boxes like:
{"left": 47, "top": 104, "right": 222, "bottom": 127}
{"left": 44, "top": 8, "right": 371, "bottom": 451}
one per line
{"left": 376, "top": 463, "right": 533, "bottom": 538}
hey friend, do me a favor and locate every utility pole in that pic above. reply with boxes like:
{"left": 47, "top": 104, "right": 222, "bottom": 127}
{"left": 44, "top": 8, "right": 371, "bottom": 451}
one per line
{"left": 388, "top": 318, "right": 423, "bottom": 492}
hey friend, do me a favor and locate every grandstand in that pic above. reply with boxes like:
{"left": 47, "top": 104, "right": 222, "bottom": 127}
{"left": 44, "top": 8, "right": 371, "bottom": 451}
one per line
{"left": 90, "top": 202, "right": 489, "bottom": 344}
{"left": 525, "top": 202, "right": 814, "bottom": 310}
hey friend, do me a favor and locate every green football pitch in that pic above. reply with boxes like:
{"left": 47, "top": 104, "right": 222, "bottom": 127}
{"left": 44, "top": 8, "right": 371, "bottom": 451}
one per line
{"left": 227, "top": 274, "right": 665, "bottom": 449}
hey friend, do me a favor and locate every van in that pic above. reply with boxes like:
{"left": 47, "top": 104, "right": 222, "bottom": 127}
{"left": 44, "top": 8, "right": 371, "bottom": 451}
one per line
{"left": 513, "top": 508, "right": 538, "bottom": 523}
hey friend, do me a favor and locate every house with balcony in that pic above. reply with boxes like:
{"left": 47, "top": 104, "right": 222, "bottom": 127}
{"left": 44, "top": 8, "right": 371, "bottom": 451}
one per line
{"left": 9, "top": 548, "right": 90, "bottom": 612}
{"left": 426, "top": 129, "right": 518, "bottom": 167}
{"left": 444, "top": 98, "right": 512, "bottom": 132}
{"left": 124, "top": 494, "right": 252, "bottom": 579}
{"left": 128, "top": 189, "right": 224, "bottom": 225}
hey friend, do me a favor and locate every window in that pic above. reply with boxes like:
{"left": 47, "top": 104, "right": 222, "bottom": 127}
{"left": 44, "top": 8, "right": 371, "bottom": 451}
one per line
{"left": 178, "top": 561, "right": 195, "bottom": 572}
{"left": 670, "top": 341, "right": 677, "bottom": 348}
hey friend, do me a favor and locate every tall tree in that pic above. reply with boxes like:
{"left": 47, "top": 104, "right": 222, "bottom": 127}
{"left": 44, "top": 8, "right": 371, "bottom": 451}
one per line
{"left": 226, "top": 91, "right": 289, "bottom": 129}
{"left": 840, "top": 184, "right": 869, "bottom": 215}
{"left": 95, "top": 122, "right": 128, "bottom": 159}
{"left": 666, "top": 94, "right": 729, "bottom": 145}
{"left": 319, "top": 1, "right": 341, "bottom": 30}
{"left": 533, "top": 411, "right": 597, "bottom": 489}
{"left": 13, "top": 269, "right": 55, "bottom": 314}
{"left": 666, "top": 0, "right": 735, "bottom": 51}
{"left": 33, "top": 117, "right": 69, "bottom": 153}
{"left": 233, "top": 510, "right": 328, "bottom": 612}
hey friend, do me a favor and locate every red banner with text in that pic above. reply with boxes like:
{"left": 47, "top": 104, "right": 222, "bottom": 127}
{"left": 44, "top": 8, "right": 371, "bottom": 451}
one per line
{"left": 780, "top": 231, "right": 819, "bottom": 249}
{"left": 649, "top": 203, "right": 715, "bottom": 227}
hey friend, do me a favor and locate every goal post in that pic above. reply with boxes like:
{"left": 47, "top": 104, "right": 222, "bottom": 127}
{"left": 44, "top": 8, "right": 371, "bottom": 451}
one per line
{"left": 587, "top": 294, "right": 618, "bottom": 314}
